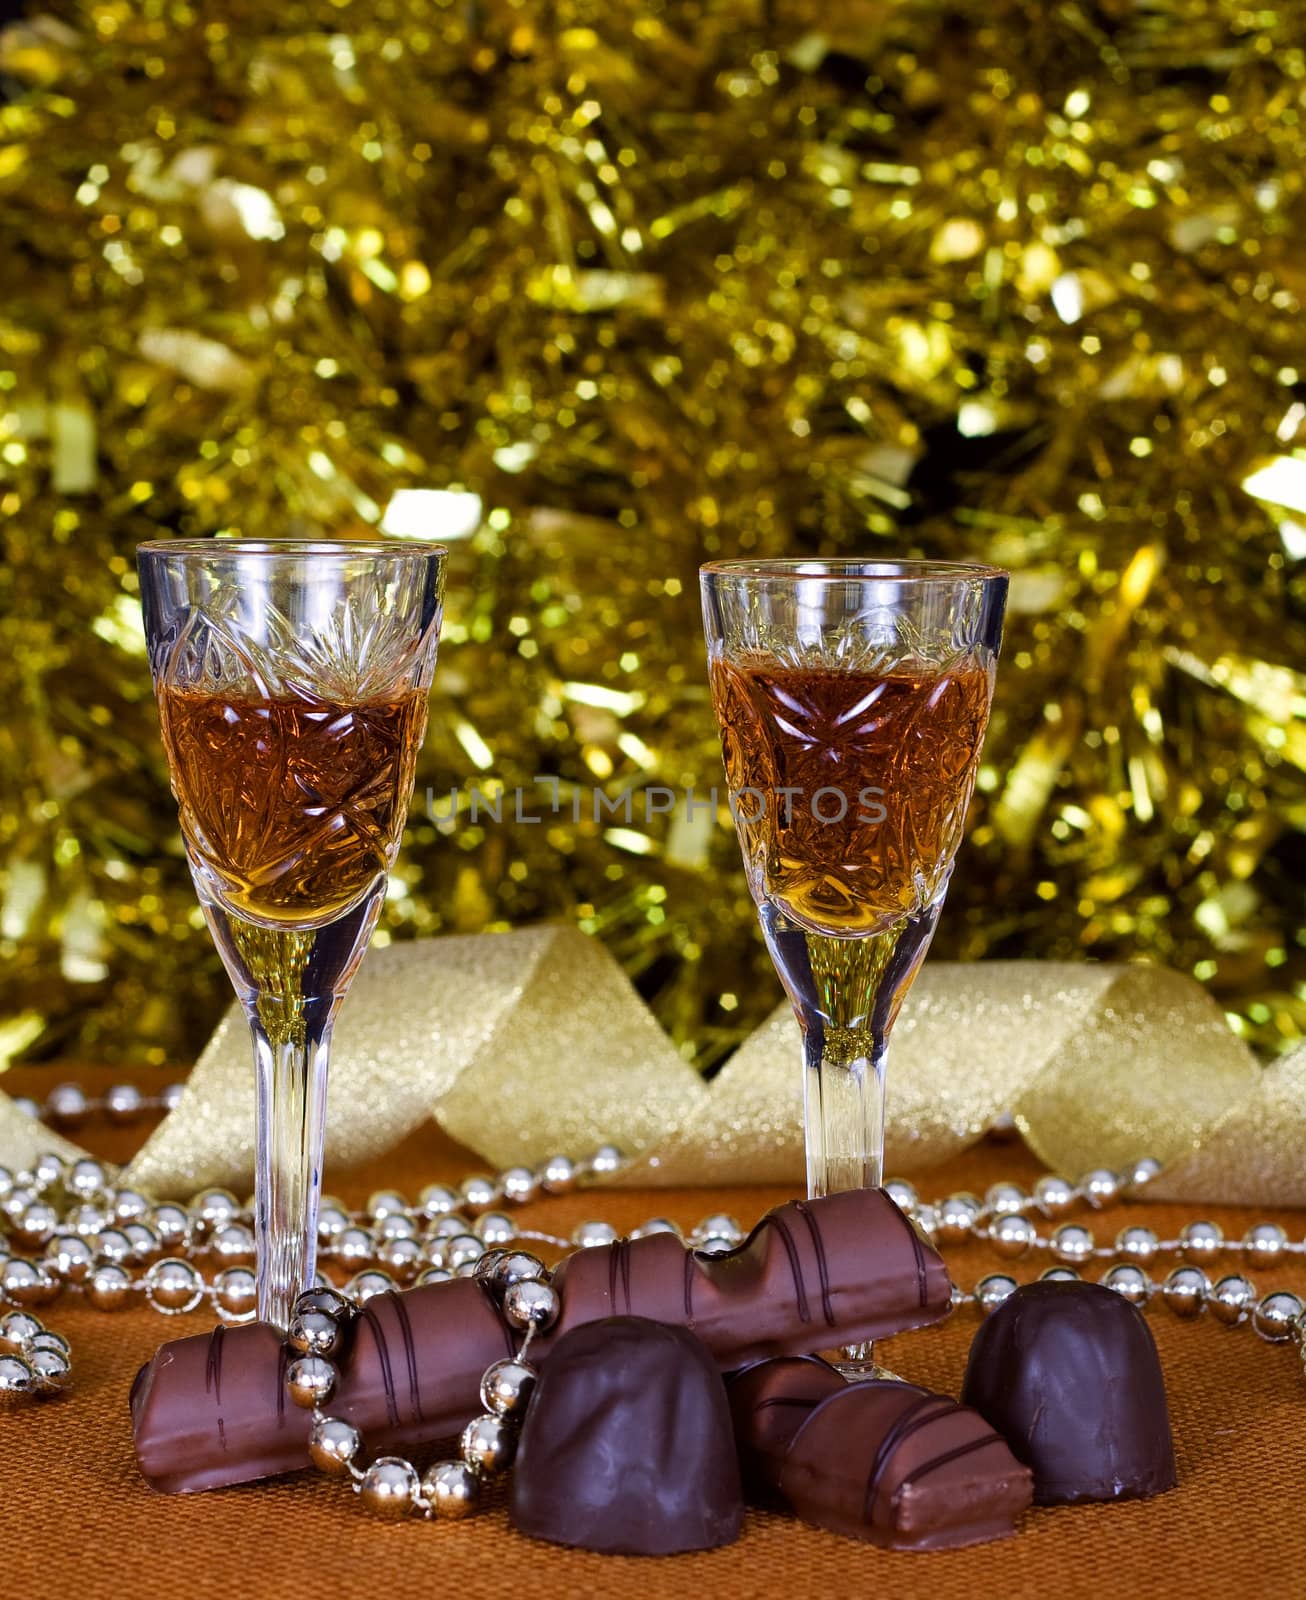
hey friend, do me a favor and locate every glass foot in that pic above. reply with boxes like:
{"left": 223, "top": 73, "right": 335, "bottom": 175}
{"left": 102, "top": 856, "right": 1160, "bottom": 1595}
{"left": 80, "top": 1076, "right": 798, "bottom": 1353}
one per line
{"left": 832, "top": 1342, "right": 903, "bottom": 1382}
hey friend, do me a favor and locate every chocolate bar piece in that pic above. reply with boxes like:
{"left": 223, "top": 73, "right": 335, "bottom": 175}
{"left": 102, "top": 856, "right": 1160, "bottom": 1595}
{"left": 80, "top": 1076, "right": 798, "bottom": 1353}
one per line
{"left": 961, "top": 1280, "right": 1177, "bottom": 1504}
{"left": 768, "top": 1375, "right": 1032, "bottom": 1550}
{"left": 727, "top": 1355, "right": 845, "bottom": 1504}
{"left": 511, "top": 1317, "right": 743, "bottom": 1554}
{"left": 133, "top": 1187, "right": 950, "bottom": 1493}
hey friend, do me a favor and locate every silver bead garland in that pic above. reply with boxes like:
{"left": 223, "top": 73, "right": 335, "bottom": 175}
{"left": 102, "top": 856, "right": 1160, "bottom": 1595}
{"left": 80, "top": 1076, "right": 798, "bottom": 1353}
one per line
{"left": 5, "top": 1082, "right": 1306, "bottom": 1468}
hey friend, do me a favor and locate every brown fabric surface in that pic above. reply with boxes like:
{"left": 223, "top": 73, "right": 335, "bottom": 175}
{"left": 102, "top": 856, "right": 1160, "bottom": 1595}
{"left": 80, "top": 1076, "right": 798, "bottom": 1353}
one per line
{"left": 3, "top": 1064, "right": 1304, "bottom": 1600}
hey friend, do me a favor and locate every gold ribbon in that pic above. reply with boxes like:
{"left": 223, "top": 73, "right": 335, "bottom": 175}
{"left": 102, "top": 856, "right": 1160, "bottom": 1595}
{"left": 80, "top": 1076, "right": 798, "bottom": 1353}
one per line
{"left": 2, "top": 929, "right": 1300, "bottom": 1205}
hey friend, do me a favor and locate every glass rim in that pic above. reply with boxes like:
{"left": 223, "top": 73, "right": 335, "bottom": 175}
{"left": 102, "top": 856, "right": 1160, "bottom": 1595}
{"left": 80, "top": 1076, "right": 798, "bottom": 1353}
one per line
{"left": 700, "top": 557, "right": 1007, "bottom": 583}
{"left": 136, "top": 538, "right": 448, "bottom": 560}
{"left": 697, "top": 563, "right": 1005, "bottom": 588}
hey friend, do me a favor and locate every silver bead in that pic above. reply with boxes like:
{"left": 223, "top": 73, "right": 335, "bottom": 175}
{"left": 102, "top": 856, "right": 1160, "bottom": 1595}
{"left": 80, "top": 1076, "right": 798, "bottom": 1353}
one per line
{"left": 32, "top": 1152, "right": 66, "bottom": 1190}
{"left": 573, "top": 1220, "right": 620, "bottom": 1249}
{"left": 27, "top": 1330, "right": 69, "bottom": 1360}
{"left": 211, "top": 1224, "right": 256, "bottom": 1266}
{"left": 122, "top": 1222, "right": 161, "bottom": 1264}
{"left": 885, "top": 1179, "right": 918, "bottom": 1215}
{"left": 428, "top": 1213, "right": 473, "bottom": 1240}
{"left": 29, "top": 1347, "right": 71, "bottom": 1390}
{"left": 1180, "top": 1220, "right": 1223, "bottom": 1260}
{"left": 985, "top": 1182, "right": 1028, "bottom": 1217}
{"left": 285, "top": 1354, "right": 337, "bottom": 1409}
{"left": 418, "top": 1183, "right": 460, "bottom": 1217}
{"left": 294, "top": 1285, "right": 354, "bottom": 1322}
{"left": 45, "top": 1083, "right": 89, "bottom": 1126}
{"left": 359, "top": 1456, "right": 419, "bottom": 1520}
{"left": 45, "top": 1234, "right": 95, "bottom": 1284}
{"left": 1253, "top": 1291, "right": 1304, "bottom": 1343}
{"left": 1114, "top": 1226, "right": 1160, "bottom": 1266}
{"left": 0, "top": 1310, "right": 43, "bottom": 1350}
{"left": 503, "top": 1278, "right": 559, "bottom": 1332}
{"left": 13, "top": 1200, "right": 59, "bottom": 1247}
{"left": 1051, "top": 1222, "right": 1096, "bottom": 1264}
{"left": 11, "top": 1098, "right": 39, "bottom": 1121}
{"left": 1040, "top": 1266, "right": 1080, "bottom": 1282}
{"left": 475, "top": 1212, "right": 516, "bottom": 1246}
{"left": 146, "top": 1203, "right": 190, "bottom": 1249}
{"left": 990, "top": 1213, "right": 1036, "bottom": 1259}
{"left": 376, "top": 1238, "right": 423, "bottom": 1281}
{"left": 86, "top": 1263, "right": 133, "bottom": 1311}
{"left": 0, "top": 1185, "right": 36, "bottom": 1224}
{"left": 214, "top": 1267, "right": 257, "bottom": 1321}
{"left": 112, "top": 1188, "right": 151, "bottom": 1223}
{"left": 460, "top": 1412, "right": 517, "bottom": 1475}
{"left": 422, "top": 1459, "right": 479, "bottom": 1519}
{"left": 493, "top": 1250, "right": 546, "bottom": 1289}
{"left": 161, "top": 1081, "right": 185, "bottom": 1112}
{"left": 67, "top": 1159, "right": 108, "bottom": 1199}
{"left": 96, "top": 1228, "right": 134, "bottom": 1266}
{"left": 1101, "top": 1262, "right": 1151, "bottom": 1305}
{"left": 1243, "top": 1222, "right": 1288, "bottom": 1265}
{"left": 914, "top": 1203, "right": 940, "bottom": 1240}
{"left": 373, "top": 1212, "right": 419, "bottom": 1242}
{"left": 367, "top": 1189, "right": 409, "bottom": 1220}
{"left": 288, "top": 1309, "right": 345, "bottom": 1359}
{"left": 480, "top": 1357, "right": 537, "bottom": 1417}
{"left": 540, "top": 1154, "right": 577, "bottom": 1195}
{"left": 1124, "top": 1156, "right": 1163, "bottom": 1189}
{"left": 333, "top": 1227, "right": 375, "bottom": 1272}
{"left": 144, "top": 1258, "right": 204, "bottom": 1314}
{"left": 445, "top": 1233, "right": 484, "bottom": 1270}
{"left": 1, "top": 1259, "right": 56, "bottom": 1306}
{"left": 1162, "top": 1266, "right": 1210, "bottom": 1317}
{"left": 192, "top": 1188, "right": 241, "bottom": 1229}
{"left": 0, "top": 1355, "right": 34, "bottom": 1404}
{"left": 65, "top": 1202, "right": 110, "bottom": 1238}
{"left": 317, "top": 1204, "right": 350, "bottom": 1242}
{"left": 936, "top": 1193, "right": 981, "bottom": 1243}
{"left": 632, "top": 1217, "right": 682, "bottom": 1239}
{"left": 416, "top": 1267, "right": 453, "bottom": 1287}
{"left": 105, "top": 1084, "right": 145, "bottom": 1124}
{"left": 696, "top": 1236, "right": 736, "bottom": 1257}
{"left": 459, "top": 1175, "right": 499, "bottom": 1214}
{"left": 976, "top": 1273, "right": 1019, "bottom": 1315}
{"left": 1210, "top": 1273, "right": 1257, "bottom": 1325}
{"left": 500, "top": 1167, "right": 538, "bottom": 1205}
{"left": 346, "top": 1270, "right": 395, "bottom": 1304}
{"left": 590, "top": 1144, "right": 624, "bottom": 1177}
{"left": 1080, "top": 1168, "right": 1121, "bottom": 1208}
{"left": 695, "top": 1213, "right": 742, "bottom": 1246}
{"left": 309, "top": 1415, "right": 361, "bottom": 1476}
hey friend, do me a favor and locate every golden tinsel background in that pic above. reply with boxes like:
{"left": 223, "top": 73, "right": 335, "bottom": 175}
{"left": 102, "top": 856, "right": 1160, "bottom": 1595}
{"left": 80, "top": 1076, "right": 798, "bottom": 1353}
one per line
{"left": 0, "top": 0, "right": 1303, "bottom": 1072}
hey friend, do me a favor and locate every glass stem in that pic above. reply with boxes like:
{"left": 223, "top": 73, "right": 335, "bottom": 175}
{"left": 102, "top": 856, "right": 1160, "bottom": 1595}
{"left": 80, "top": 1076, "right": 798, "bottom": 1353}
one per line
{"left": 198, "top": 883, "right": 385, "bottom": 1330}
{"left": 803, "top": 1028, "right": 885, "bottom": 1199}
{"left": 248, "top": 1001, "right": 333, "bottom": 1330}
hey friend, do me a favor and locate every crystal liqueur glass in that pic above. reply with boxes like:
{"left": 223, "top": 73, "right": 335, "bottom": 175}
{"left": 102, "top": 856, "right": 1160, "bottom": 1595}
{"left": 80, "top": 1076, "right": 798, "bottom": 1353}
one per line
{"left": 138, "top": 540, "right": 446, "bottom": 1328}
{"left": 702, "top": 558, "right": 1007, "bottom": 1226}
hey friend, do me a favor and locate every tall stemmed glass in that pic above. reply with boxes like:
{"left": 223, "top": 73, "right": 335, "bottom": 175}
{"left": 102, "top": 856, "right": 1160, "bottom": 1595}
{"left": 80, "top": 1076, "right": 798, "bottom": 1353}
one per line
{"left": 702, "top": 560, "right": 1006, "bottom": 1357}
{"left": 138, "top": 540, "right": 445, "bottom": 1328}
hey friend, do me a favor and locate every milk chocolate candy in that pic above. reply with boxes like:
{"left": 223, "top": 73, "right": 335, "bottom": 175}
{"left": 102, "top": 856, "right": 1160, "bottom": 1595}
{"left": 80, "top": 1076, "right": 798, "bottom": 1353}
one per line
{"left": 727, "top": 1355, "right": 846, "bottom": 1504}
{"left": 778, "top": 1380, "right": 1032, "bottom": 1550}
{"left": 132, "top": 1186, "right": 950, "bottom": 1493}
{"left": 510, "top": 1317, "right": 743, "bottom": 1555}
{"left": 961, "top": 1279, "right": 1177, "bottom": 1504}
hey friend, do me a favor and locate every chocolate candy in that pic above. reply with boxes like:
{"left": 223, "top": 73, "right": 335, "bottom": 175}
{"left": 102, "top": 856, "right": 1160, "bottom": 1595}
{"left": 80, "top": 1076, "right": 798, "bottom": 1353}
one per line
{"left": 510, "top": 1317, "right": 743, "bottom": 1554}
{"left": 961, "top": 1279, "right": 1177, "bottom": 1504}
{"left": 133, "top": 1186, "right": 950, "bottom": 1494}
{"left": 727, "top": 1355, "right": 845, "bottom": 1504}
{"left": 732, "top": 1363, "right": 1032, "bottom": 1550}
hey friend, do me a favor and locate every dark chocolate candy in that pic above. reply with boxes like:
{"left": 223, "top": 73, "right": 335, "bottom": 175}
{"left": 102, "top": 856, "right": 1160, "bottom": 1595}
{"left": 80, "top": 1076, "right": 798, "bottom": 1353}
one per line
{"left": 778, "top": 1379, "right": 1032, "bottom": 1550}
{"left": 510, "top": 1316, "right": 743, "bottom": 1555}
{"left": 961, "top": 1279, "right": 1177, "bottom": 1505}
{"left": 132, "top": 1186, "right": 951, "bottom": 1494}
{"left": 727, "top": 1355, "right": 846, "bottom": 1504}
